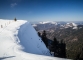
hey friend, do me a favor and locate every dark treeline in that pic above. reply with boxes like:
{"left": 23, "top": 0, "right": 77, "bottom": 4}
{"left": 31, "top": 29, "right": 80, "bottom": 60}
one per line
{"left": 38, "top": 30, "right": 83, "bottom": 60}
{"left": 38, "top": 30, "right": 66, "bottom": 58}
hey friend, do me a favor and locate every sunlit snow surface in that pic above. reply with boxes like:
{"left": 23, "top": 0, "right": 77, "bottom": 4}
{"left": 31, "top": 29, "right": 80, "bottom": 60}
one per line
{"left": 0, "top": 19, "right": 71, "bottom": 60}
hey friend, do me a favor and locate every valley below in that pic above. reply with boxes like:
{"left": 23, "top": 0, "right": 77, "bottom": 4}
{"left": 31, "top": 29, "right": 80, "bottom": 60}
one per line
{"left": 32, "top": 21, "right": 83, "bottom": 59}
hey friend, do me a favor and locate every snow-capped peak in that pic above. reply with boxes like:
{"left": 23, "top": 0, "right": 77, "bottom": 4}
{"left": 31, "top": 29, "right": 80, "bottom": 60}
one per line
{"left": 71, "top": 22, "right": 77, "bottom": 27}
{"left": 39, "top": 21, "right": 57, "bottom": 25}
{"left": 66, "top": 22, "right": 77, "bottom": 27}
{"left": 64, "top": 22, "right": 77, "bottom": 29}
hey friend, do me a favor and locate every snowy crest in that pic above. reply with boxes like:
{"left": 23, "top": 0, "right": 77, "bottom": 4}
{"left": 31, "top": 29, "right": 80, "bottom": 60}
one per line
{"left": 0, "top": 19, "right": 71, "bottom": 60}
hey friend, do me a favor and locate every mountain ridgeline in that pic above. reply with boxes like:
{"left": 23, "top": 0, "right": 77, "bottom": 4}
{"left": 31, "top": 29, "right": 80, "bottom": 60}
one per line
{"left": 32, "top": 21, "right": 83, "bottom": 60}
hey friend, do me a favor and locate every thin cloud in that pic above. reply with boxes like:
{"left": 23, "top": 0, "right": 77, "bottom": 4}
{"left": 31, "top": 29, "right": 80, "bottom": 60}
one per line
{"left": 11, "top": 3, "right": 17, "bottom": 7}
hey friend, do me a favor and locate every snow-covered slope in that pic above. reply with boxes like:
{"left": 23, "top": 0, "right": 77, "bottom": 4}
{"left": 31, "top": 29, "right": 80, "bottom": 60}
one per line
{"left": 0, "top": 19, "right": 71, "bottom": 60}
{"left": 18, "top": 20, "right": 50, "bottom": 55}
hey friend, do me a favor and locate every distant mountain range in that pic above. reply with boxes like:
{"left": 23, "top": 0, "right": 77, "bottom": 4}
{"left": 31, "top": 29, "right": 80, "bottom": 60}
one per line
{"left": 31, "top": 21, "right": 83, "bottom": 31}
{"left": 31, "top": 21, "right": 83, "bottom": 59}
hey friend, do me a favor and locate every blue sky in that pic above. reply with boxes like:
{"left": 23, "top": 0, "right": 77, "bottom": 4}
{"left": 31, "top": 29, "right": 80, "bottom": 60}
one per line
{"left": 0, "top": 0, "right": 83, "bottom": 21}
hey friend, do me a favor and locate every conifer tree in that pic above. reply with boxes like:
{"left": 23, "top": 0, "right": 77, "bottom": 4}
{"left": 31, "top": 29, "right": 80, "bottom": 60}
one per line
{"left": 42, "top": 30, "right": 48, "bottom": 47}
{"left": 38, "top": 32, "right": 41, "bottom": 37}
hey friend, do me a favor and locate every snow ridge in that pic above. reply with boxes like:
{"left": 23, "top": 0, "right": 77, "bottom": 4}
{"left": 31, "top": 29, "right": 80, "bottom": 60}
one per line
{"left": 18, "top": 21, "right": 51, "bottom": 56}
{"left": 0, "top": 20, "right": 71, "bottom": 60}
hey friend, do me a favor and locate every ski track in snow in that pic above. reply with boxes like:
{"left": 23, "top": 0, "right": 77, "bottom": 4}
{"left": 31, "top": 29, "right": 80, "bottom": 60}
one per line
{"left": 0, "top": 20, "right": 71, "bottom": 60}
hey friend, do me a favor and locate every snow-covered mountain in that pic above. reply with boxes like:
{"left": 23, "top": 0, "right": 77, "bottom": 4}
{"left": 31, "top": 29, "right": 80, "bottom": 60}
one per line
{"left": 63, "top": 23, "right": 78, "bottom": 29}
{"left": 0, "top": 19, "right": 70, "bottom": 60}
{"left": 39, "top": 21, "right": 57, "bottom": 25}
{"left": 32, "top": 21, "right": 79, "bottom": 31}
{"left": 32, "top": 21, "right": 58, "bottom": 31}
